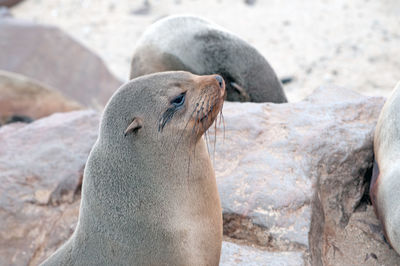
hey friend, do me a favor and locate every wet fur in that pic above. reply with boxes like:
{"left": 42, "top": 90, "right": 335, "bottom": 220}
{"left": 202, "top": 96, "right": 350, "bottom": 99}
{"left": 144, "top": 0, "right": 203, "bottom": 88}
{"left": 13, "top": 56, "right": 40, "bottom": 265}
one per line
{"left": 41, "top": 71, "right": 223, "bottom": 266}
{"left": 130, "top": 15, "right": 287, "bottom": 103}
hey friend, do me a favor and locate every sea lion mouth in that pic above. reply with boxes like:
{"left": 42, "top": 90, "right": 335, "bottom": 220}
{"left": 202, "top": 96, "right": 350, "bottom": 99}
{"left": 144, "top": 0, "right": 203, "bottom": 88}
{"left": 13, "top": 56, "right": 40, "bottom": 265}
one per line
{"left": 198, "top": 97, "right": 223, "bottom": 123}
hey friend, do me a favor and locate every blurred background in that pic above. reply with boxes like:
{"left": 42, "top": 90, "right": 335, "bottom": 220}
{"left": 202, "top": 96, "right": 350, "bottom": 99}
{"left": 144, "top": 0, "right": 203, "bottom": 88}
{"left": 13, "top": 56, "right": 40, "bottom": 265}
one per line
{"left": 7, "top": 0, "right": 400, "bottom": 102}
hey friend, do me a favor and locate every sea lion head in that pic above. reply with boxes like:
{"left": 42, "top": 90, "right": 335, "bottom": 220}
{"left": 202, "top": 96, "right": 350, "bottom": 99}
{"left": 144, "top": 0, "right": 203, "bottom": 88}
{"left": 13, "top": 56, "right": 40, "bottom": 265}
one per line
{"left": 99, "top": 71, "right": 225, "bottom": 150}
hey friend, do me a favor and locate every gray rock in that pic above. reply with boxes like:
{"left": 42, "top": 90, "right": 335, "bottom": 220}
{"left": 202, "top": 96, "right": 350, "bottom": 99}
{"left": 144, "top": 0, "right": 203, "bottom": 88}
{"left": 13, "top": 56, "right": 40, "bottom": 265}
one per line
{"left": 220, "top": 241, "right": 304, "bottom": 266}
{"left": 1, "top": 85, "right": 398, "bottom": 265}
{"left": 0, "top": 18, "right": 122, "bottom": 109}
{"left": 0, "top": 110, "right": 99, "bottom": 266}
{"left": 319, "top": 205, "right": 400, "bottom": 265}
{"left": 208, "top": 85, "right": 388, "bottom": 264}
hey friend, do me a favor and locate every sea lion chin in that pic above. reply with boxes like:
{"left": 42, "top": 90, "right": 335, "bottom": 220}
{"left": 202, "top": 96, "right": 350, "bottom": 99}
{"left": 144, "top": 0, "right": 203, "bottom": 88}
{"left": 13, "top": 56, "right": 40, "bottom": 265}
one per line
{"left": 41, "top": 71, "right": 224, "bottom": 266}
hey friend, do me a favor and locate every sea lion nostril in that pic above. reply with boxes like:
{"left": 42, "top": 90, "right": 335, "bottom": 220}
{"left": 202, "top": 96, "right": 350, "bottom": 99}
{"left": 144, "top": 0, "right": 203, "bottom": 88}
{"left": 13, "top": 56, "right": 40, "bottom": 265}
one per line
{"left": 215, "top": 75, "right": 224, "bottom": 88}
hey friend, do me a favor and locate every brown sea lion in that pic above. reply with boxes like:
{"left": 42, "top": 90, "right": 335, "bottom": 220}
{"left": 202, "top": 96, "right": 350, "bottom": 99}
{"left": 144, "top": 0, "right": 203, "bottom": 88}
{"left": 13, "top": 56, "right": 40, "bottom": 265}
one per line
{"left": 0, "top": 70, "right": 82, "bottom": 124}
{"left": 370, "top": 82, "right": 400, "bottom": 255}
{"left": 130, "top": 15, "right": 287, "bottom": 103}
{"left": 41, "top": 71, "right": 225, "bottom": 265}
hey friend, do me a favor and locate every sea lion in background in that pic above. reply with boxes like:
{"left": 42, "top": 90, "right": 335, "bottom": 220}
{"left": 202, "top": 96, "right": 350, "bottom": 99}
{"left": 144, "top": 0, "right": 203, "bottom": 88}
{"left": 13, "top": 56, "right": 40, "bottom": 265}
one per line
{"left": 42, "top": 71, "right": 224, "bottom": 266}
{"left": 370, "top": 82, "right": 400, "bottom": 255}
{"left": 130, "top": 15, "right": 287, "bottom": 103}
{"left": 0, "top": 70, "right": 82, "bottom": 124}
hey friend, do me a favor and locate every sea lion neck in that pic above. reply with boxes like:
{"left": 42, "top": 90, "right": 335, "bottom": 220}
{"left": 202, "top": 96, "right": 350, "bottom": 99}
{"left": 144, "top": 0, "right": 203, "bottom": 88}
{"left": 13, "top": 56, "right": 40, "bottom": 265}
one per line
{"left": 77, "top": 137, "right": 213, "bottom": 238}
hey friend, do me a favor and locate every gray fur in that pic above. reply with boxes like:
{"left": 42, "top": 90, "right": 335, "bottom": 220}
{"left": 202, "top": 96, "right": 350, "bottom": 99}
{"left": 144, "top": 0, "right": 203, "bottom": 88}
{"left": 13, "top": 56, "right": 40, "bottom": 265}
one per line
{"left": 373, "top": 82, "right": 400, "bottom": 255}
{"left": 130, "top": 15, "right": 287, "bottom": 103}
{"left": 41, "top": 71, "right": 223, "bottom": 266}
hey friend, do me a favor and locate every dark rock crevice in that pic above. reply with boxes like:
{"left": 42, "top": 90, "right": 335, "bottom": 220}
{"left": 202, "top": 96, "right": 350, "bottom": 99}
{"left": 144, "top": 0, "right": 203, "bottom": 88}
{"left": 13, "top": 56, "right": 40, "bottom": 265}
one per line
{"left": 223, "top": 213, "right": 308, "bottom": 252}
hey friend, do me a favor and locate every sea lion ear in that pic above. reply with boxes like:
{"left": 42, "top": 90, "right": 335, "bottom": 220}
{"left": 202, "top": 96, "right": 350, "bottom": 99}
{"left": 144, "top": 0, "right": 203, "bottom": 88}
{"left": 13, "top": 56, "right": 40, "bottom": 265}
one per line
{"left": 124, "top": 117, "right": 143, "bottom": 137}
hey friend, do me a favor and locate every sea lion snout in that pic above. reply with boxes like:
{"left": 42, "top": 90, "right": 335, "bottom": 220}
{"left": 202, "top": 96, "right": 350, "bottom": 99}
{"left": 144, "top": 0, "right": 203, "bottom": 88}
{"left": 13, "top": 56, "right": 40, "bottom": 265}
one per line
{"left": 195, "top": 74, "right": 226, "bottom": 96}
{"left": 187, "top": 73, "right": 225, "bottom": 138}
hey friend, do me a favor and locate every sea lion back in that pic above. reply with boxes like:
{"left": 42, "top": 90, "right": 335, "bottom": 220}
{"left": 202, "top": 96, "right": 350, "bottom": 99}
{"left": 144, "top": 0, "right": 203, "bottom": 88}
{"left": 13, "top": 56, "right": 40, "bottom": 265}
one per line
{"left": 130, "top": 15, "right": 287, "bottom": 103}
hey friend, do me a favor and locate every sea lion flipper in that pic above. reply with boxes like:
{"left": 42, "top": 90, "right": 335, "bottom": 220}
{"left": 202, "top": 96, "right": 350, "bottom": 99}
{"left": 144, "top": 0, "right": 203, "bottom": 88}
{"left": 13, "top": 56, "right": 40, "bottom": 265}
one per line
{"left": 124, "top": 117, "right": 143, "bottom": 136}
{"left": 230, "top": 82, "right": 251, "bottom": 102}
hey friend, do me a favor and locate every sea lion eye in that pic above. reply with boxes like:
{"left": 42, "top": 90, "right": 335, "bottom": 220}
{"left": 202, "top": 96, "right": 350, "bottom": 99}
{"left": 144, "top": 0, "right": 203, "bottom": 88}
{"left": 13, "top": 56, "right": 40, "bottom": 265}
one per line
{"left": 171, "top": 92, "right": 186, "bottom": 108}
{"left": 159, "top": 92, "right": 187, "bottom": 132}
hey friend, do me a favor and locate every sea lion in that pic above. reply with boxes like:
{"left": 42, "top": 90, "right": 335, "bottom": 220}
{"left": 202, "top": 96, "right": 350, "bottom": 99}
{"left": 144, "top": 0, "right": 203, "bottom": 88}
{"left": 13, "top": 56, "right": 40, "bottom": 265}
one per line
{"left": 41, "top": 71, "right": 225, "bottom": 265}
{"left": 370, "top": 82, "right": 400, "bottom": 255}
{"left": 0, "top": 70, "right": 82, "bottom": 124}
{"left": 130, "top": 15, "right": 287, "bottom": 103}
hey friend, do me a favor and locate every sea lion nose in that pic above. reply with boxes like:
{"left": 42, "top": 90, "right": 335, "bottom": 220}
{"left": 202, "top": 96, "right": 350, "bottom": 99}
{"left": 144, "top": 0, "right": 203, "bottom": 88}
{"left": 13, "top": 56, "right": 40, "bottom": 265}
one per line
{"left": 215, "top": 75, "right": 224, "bottom": 89}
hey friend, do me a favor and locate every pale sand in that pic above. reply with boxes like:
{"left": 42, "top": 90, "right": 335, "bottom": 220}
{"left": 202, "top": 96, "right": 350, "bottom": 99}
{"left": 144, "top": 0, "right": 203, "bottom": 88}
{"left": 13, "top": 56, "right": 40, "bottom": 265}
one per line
{"left": 11, "top": 0, "right": 400, "bottom": 101}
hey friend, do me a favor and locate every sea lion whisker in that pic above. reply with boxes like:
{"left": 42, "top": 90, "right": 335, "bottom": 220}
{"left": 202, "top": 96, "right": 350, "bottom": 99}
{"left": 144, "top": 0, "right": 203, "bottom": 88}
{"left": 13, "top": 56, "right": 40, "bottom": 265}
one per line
{"left": 218, "top": 110, "right": 225, "bottom": 143}
{"left": 192, "top": 101, "right": 205, "bottom": 135}
{"left": 213, "top": 115, "right": 217, "bottom": 166}
{"left": 203, "top": 96, "right": 212, "bottom": 156}
{"left": 171, "top": 106, "right": 199, "bottom": 157}
{"left": 206, "top": 93, "right": 221, "bottom": 161}
{"left": 187, "top": 149, "right": 191, "bottom": 181}
{"left": 204, "top": 130, "right": 211, "bottom": 156}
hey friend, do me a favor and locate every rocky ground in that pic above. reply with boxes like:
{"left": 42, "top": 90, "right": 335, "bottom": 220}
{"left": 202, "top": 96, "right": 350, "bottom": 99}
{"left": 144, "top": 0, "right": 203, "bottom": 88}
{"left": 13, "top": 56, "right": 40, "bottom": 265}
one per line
{"left": 1, "top": 0, "right": 400, "bottom": 265}
{"left": 2, "top": 81, "right": 400, "bottom": 265}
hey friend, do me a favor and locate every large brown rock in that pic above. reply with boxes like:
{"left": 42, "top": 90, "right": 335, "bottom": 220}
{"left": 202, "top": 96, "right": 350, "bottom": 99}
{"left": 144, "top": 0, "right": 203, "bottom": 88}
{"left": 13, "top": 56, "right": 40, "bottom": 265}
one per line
{"left": 0, "top": 70, "right": 82, "bottom": 124}
{"left": 319, "top": 205, "right": 400, "bottom": 265}
{"left": 1, "top": 86, "right": 398, "bottom": 265}
{"left": 208, "top": 85, "right": 398, "bottom": 264}
{"left": 0, "top": 18, "right": 122, "bottom": 108}
{"left": 0, "top": 110, "right": 99, "bottom": 266}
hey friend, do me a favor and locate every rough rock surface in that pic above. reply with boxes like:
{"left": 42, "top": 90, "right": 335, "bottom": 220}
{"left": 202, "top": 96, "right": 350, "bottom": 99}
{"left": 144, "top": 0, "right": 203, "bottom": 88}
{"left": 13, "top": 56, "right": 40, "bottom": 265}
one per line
{"left": 207, "top": 85, "right": 398, "bottom": 265}
{"left": 0, "top": 110, "right": 99, "bottom": 266}
{"left": 0, "top": 70, "right": 82, "bottom": 124}
{"left": 0, "top": 18, "right": 122, "bottom": 108}
{"left": 321, "top": 205, "right": 400, "bottom": 266}
{"left": 220, "top": 241, "right": 304, "bottom": 266}
{"left": 1, "top": 87, "right": 399, "bottom": 265}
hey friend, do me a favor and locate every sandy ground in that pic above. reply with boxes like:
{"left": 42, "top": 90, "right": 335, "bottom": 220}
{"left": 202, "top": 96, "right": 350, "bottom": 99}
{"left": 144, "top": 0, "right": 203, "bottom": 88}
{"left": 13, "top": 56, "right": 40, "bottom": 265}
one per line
{"left": 10, "top": 0, "right": 400, "bottom": 102}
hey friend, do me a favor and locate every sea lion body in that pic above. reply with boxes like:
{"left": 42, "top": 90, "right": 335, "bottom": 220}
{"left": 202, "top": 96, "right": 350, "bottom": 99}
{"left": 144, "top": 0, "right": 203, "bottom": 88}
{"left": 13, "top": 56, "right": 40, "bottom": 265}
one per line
{"left": 130, "top": 15, "right": 287, "bottom": 103}
{"left": 370, "top": 82, "right": 400, "bottom": 254}
{"left": 42, "top": 71, "right": 224, "bottom": 265}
